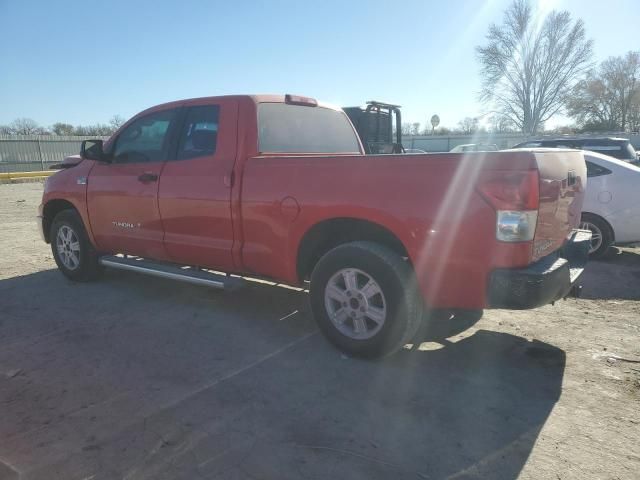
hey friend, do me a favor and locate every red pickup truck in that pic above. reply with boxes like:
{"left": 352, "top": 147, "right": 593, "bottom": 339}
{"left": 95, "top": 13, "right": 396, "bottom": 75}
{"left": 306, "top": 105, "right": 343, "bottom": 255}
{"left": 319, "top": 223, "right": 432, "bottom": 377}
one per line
{"left": 39, "top": 94, "right": 590, "bottom": 357}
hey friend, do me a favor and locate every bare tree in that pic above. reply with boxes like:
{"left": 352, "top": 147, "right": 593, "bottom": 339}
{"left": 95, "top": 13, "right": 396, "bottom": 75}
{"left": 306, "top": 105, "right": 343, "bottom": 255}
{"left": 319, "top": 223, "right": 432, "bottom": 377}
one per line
{"left": 73, "top": 124, "right": 114, "bottom": 136}
{"left": 488, "top": 114, "right": 517, "bottom": 133}
{"left": 566, "top": 75, "right": 615, "bottom": 130}
{"left": 477, "top": 0, "right": 593, "bottom": 134}
{"left": 457, "top": 117, "right": 479, "bottom": 134}
{"left": 5, "top": 118, "right": 47, "bottom": 135}
{"left": 401, "top": 122, "right": 413, "bottom": 135}
{"left": 566, "top": 51, "right": 640, "bottom": 131}
{"left": 51, "top": 122, "right": 75, "bottom": 136}
{"left": 629, "top": 90, "right": 640, "bottom": 132}
{"left": 2, "top": 117, "right": 123, "bottom": 136}
{"left": 109, "top": 115, "right": 125, "bottom": 131}
{"left": 550, "top": 125, "right": 576, "bottom": 135}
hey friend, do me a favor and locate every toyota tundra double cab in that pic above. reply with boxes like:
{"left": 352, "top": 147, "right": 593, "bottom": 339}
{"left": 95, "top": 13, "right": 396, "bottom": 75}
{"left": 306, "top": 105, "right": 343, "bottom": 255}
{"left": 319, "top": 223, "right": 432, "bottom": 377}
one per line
{"left": 40, "top": 94, "right": 591, "bottom": 357}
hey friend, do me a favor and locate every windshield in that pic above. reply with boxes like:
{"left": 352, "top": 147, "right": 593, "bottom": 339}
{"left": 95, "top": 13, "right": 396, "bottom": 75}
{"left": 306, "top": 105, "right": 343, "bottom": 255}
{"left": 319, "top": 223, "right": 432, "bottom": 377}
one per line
{"left": 258, "top": 103, "right": 361, "bottom": 154}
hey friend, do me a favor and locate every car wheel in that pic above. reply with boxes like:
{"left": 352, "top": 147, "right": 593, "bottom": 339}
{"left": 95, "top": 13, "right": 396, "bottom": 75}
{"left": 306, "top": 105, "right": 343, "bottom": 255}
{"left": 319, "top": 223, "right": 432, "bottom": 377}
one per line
{"left": 50, "top": 209, "right": 103, "bottom": 281}
{"left": 580, "top": 213, "right": 613, "bottom": 259}
{"left": 310, "top": 241, "right": 423, "bottom": 358}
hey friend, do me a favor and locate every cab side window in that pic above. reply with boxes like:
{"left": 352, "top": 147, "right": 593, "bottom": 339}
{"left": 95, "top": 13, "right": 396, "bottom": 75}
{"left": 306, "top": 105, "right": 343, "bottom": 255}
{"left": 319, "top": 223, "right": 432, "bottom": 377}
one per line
{"left": 112, "top": 109, "right": 176, "bottom": 163}
{"left": 176, "top": 105, "right": 220, "bottom": 160}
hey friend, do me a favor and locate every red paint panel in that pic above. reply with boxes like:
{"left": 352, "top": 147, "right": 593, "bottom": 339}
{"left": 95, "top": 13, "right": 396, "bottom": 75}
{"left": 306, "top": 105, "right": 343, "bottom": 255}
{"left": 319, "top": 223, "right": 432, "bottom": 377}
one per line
{"left": 239, "top": 152, "right": 543, "bottom": 309}
{"left": 158, "top": 97, "right": 239, "bottom": 270}
{"left": 41, "top": 160, "right": 95, "bottom": 244}
{"left": 87, "top": 161, "right": 168, "bottom": 259}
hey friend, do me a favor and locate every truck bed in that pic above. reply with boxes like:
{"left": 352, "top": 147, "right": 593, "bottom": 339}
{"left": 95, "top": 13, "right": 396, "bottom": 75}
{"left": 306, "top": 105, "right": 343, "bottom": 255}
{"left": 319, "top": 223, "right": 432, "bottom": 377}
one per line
{"left": 239, "top": 150, "right": 586, "bottom": 309}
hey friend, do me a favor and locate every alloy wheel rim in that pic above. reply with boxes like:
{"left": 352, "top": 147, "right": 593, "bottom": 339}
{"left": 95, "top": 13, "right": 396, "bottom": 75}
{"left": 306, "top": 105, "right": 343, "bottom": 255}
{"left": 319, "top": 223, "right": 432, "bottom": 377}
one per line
{"left": 324, "top": 268, "right": 387, "bottom": 340}
{"left": 579, "top": 221, "right": 603, "bottom": 254}
{"left": 56, "top": 225, "right": 81, "bottom": 270}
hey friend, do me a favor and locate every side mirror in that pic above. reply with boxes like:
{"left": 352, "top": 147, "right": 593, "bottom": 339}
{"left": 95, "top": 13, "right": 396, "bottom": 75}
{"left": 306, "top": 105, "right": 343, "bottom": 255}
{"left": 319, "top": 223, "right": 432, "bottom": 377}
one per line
{"left": 80, "top": 139, "right": 108, "bottom": 162}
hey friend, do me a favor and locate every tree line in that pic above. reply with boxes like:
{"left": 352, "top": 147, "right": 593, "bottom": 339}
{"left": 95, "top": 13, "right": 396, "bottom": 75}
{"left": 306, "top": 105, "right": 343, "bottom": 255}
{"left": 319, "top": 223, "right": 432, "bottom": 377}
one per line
{"left": 0, "top": 115, "right": 125, "bottom": 136}
{"left": 401, "top": 114, "right": 518, "bottom": 136}
{"left": 408, "top": 0, "right": 639, "bottom": 136}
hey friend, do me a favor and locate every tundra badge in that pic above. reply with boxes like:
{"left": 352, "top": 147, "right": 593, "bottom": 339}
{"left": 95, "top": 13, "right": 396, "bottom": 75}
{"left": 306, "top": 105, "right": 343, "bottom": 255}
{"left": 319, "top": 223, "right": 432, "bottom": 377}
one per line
{"left": 112, "top": 221, "right": 140, "bottom": 229}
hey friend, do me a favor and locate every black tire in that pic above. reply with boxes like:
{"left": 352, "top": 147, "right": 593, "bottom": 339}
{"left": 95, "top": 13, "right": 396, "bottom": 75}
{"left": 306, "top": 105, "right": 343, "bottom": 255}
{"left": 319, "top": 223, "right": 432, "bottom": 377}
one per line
{"left": 309, "top": 241, "right": 423, "bottom": 358}
{"left": 580, "top": 213, "right": 613, "bottom": 259}
{"left": 50, "top": 209, "right": 103, "bottom": 281}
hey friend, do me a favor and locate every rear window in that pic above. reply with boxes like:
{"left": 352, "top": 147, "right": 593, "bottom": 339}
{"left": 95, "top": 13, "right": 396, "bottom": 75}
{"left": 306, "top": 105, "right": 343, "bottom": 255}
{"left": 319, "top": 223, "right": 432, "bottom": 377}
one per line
{"left": 584, "top": 144, "right": 624, "bottom": 158}
{"left": 583, "top": 140, "right": 635, "bottom": 161}
{"left": 258, "top": 103, "right": 361, "bottom": 154}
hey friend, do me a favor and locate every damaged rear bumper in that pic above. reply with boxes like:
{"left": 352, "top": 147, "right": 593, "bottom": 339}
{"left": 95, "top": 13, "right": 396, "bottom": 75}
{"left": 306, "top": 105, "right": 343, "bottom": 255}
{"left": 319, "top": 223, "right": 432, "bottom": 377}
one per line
{"left": 487, "top": 229, "right": 592, "bottom": 309}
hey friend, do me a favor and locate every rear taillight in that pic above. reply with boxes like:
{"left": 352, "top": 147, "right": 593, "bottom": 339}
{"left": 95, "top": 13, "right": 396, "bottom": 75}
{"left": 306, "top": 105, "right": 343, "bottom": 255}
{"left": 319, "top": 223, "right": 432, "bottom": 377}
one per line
{"left": 478, "top": 170, "right": 540, "bottom": 242}
{"left": 478, "top": 169, "right": 539, "bottom": 210}
{"left": 495, "top": 210, "right": 538, "bottom": 242}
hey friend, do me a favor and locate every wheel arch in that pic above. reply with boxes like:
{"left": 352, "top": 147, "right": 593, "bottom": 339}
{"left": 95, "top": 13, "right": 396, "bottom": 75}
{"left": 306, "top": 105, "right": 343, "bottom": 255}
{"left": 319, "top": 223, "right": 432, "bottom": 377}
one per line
{"left": 581, "top": 211, "right": 615, "bottom": 243}
{"left": 296, "top": 217, "right": 409, "bottom": 283}
{"left": 42, "top": 199, "right": 80, "bottom": 243}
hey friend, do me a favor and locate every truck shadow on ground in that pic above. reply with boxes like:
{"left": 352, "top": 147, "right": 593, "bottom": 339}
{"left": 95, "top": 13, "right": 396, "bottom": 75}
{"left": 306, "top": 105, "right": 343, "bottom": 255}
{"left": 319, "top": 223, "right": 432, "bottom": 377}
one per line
{"left": 0, "top": 269, "right": 565, "bottom": 480}
{"left": 580, "top": 247, "right": 640, "bottom": 300}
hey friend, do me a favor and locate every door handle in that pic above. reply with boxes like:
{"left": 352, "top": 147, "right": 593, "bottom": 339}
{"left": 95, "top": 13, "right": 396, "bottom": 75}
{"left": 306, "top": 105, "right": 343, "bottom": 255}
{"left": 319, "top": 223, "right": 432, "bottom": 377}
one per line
{"left": 138, "top": 172, "right": 158, "bottom": 182}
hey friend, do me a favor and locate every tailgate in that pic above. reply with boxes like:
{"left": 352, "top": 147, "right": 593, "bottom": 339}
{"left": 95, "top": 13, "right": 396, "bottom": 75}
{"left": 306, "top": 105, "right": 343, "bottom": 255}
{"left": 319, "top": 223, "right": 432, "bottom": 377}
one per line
{"left": 532, "top": 149, "right": 587, "bottom": 261}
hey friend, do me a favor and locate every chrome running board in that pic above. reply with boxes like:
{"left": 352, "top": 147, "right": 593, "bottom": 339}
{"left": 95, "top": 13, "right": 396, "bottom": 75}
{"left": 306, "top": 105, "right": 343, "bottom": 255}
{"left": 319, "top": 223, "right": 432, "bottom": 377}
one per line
{"left": 99, "top": 255, "right": 243, "bottom": 290}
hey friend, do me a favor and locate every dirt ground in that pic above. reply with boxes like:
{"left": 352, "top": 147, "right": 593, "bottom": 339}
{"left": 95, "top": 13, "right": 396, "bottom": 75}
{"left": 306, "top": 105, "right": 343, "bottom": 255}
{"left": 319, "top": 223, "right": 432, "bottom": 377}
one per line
{"left": 0, "top": 182, "right": 638, "bottom": 480}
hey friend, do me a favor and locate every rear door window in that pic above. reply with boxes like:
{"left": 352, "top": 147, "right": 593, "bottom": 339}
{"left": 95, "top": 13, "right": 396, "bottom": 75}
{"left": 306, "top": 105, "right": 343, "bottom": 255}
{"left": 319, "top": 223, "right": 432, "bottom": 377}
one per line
{"left": 176, "top": 105, "right": 220, "bottom": 160}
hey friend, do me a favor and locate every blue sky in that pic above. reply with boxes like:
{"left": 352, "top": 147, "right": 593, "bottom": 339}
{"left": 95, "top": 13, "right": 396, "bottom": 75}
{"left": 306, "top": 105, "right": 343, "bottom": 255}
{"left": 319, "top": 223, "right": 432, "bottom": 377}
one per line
{"left": 1, "top": 0, "right": 638, "bottom": 129}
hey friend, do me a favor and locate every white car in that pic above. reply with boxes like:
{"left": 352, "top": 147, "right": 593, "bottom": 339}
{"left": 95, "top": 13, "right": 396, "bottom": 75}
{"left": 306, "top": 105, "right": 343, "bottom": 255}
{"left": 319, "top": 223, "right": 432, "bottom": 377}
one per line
{"left": 580, "top": 151, "right": 640, "bottom": 257}
{"left": 450, "top": 143, "right": 498, "bottom": 153}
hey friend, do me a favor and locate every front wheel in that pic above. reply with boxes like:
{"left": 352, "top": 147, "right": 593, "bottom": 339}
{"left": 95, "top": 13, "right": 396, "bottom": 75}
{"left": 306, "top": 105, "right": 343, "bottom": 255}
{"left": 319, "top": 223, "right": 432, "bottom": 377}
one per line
{"left": 50, "top": 209, "right": 103, "bottom": 281}
{"left": 309, "top": 241, "right": 423, "bottom": 358}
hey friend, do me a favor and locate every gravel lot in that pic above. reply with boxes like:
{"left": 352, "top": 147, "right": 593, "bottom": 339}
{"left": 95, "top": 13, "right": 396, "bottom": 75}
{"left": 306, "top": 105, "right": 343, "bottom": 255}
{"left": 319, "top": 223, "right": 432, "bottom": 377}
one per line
{"left": 1, "top": 182, "right": 639, "bottom": 480}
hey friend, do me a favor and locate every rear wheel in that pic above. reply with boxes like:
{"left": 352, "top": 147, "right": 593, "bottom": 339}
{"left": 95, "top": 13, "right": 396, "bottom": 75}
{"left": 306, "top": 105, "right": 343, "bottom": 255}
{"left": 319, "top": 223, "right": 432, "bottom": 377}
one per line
{"left": 580, "top": 213, "right": 613, "bottom": 259}
{"left": 309, "top": 241, "right": 423, "bottom": 358}
{"left": 50, "top": 210, "right": 103, "bottom": 281}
